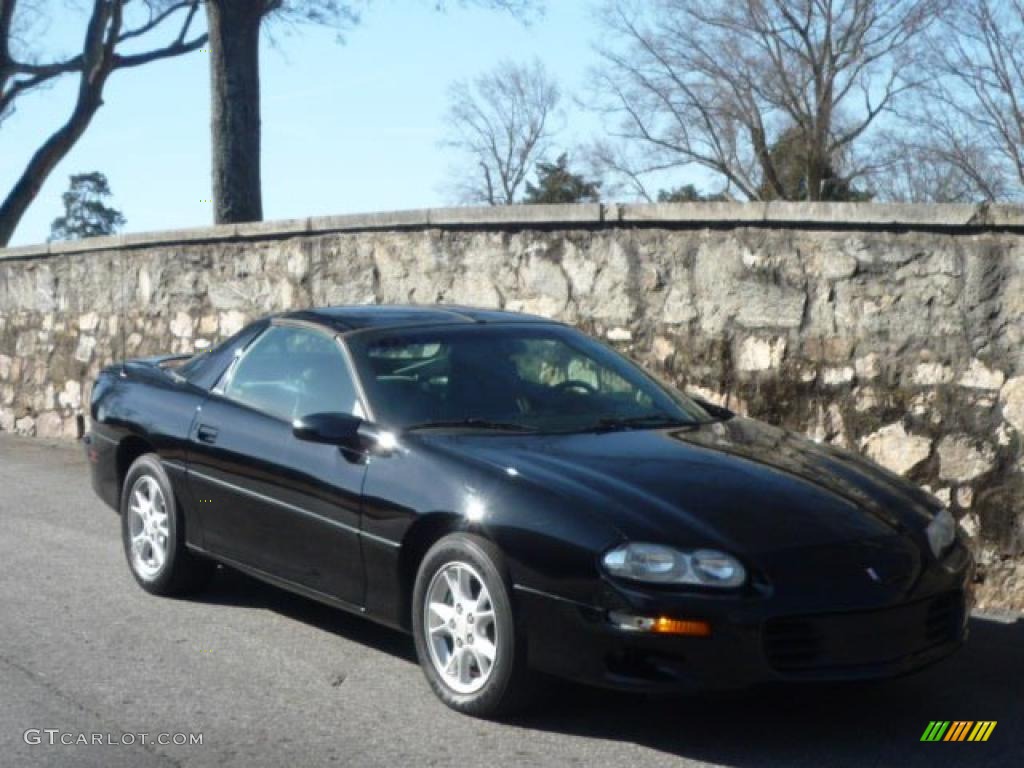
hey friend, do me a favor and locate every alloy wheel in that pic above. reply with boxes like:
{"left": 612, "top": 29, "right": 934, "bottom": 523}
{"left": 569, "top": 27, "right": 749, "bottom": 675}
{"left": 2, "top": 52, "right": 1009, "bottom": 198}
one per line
{"left": 423, "top": 561, "right": 498, "bottom": 694}
{"left": 127, "top": 475, "right": 170, "bottom": 580}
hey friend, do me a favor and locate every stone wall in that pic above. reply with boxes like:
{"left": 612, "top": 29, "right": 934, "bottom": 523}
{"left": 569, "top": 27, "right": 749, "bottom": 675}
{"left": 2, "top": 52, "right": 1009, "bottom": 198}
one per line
{"left": 2, "top": 202, "right": 1023, "bottom": 610}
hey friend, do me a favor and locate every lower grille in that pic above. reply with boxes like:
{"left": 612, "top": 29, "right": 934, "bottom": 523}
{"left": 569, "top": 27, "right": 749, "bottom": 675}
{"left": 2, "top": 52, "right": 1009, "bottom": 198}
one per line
{"left": 762, "top": 619, "right": 823, "bottom": 668}
{"left": 925, "top": 591, "right": 963, "bottom": 645}
{"left": 764, "top": 592, "right": 963, "bottom": 673}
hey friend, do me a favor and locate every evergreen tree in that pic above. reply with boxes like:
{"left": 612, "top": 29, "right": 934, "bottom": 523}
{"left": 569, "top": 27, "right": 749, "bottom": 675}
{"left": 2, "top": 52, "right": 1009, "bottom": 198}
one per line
{"left": 49, "top": 173, "right": 126, "bottom": 241}
{"left": 656, "top": 185, "right": 729, "bottom": 202}
{"left": 523, "top": 154, "right": 601, "bottom": 204}
{"left": 757, "top": 128, "right": 873, "bottom": 202}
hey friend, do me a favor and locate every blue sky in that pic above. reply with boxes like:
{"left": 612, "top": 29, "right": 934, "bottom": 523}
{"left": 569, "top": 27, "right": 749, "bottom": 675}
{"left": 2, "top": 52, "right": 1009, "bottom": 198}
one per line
{"left": 2, "top": 1, "right": 615, "bottom": 246}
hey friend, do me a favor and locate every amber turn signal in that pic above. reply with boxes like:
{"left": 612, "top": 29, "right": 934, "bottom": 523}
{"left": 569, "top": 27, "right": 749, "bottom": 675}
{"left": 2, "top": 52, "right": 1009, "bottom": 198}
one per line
{"left": 608, "top": 611, "right": 712, "bottom": 636}
{"left": 652, "top": 617, "right": 711, "bottom": 636}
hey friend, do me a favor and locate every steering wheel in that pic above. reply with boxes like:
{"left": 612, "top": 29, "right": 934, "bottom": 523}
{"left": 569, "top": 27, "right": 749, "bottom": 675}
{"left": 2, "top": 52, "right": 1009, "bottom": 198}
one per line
{"left": 552, "top": 379, "right": 598, "bottom": 396}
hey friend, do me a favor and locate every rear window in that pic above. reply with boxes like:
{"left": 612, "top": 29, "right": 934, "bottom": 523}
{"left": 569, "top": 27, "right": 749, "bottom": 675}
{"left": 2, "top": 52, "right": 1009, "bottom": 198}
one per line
{"left": 178, "top": 320, "right": 268, "bottom": 390}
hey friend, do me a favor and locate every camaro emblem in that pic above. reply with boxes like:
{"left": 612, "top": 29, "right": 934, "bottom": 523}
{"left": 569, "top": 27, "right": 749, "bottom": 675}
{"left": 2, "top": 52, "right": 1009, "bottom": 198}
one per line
{"left": 866, "top": 567, "right": 882, "bottom": 582}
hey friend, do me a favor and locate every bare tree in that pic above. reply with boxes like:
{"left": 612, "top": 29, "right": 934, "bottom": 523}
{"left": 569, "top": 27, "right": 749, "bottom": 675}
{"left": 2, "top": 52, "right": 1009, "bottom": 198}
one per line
{"left": 588, "top": 0, "right": 941, "bottom": 201}
{"left": 205, "top": 0, "right": 541, "bottom": 225}
{"left": 871, "top": 128, "right": 1007, "bottom": 203}
{"left": 0, "top": 1, "right": 205, "bottom": 246}
{"left": 881, "top": 0, "right": 1024, "bottom": 202}
{"left": 442, "top": 58, "right": 560, "bottom": 205}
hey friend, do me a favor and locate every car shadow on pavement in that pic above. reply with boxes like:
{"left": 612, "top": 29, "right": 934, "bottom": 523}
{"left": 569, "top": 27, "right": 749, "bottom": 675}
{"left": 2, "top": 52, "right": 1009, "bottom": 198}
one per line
{"left": 513, "top": 614, "right": 1023, "bottom": 767}
{"left": 195, "top": 565, "right": 418, "bottom": 663}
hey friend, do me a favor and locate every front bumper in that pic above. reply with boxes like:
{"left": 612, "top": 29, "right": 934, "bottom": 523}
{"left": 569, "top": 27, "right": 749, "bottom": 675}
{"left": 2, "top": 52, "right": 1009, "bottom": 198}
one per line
{"left": 516, "top": 542, "right": 974, "bottom": 693}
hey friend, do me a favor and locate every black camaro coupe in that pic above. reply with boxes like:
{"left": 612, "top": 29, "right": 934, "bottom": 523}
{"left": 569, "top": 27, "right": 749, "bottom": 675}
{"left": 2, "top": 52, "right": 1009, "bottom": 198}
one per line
{"left": 86, "top": 305, "right": 972, "bottom": 716}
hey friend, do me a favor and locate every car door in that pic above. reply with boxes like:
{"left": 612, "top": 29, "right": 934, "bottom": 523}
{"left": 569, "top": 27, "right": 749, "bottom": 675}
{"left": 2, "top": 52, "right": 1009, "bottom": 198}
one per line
{"left": 186, "top": 322, "right": 368, "bottom": 607}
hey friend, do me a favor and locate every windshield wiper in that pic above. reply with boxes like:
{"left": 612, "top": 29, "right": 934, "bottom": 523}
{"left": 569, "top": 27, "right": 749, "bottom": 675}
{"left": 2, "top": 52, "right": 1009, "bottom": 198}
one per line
{"left": 586, "top": 415, "right": 697, "bottom": 432}
{"left": 404, "top": 418, "right": 537, "bottom": 433}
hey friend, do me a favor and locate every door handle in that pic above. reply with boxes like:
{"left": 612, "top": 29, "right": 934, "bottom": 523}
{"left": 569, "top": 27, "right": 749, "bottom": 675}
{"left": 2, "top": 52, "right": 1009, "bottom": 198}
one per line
{"left": 196, "top": 424, "right": 219, "bottom": 444}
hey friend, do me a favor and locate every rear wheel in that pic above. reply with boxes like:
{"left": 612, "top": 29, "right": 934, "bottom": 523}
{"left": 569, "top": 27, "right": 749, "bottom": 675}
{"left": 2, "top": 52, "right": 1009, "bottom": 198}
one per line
{"left": 412, "top": 533, "right": 535, "bottom": 717}
{"left": 120, "top": 454, "right": 214, "bottom": 596}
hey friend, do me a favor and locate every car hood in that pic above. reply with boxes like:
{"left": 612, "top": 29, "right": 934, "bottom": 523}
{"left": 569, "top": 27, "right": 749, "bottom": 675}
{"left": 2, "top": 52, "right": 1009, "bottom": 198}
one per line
{"left": 420, "top": 417, "right": 939, "bottom": 558}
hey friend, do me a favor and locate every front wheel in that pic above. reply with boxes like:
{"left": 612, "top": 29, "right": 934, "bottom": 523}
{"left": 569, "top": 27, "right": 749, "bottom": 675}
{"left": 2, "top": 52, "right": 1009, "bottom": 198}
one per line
{"left": 412, "top": 533, "right": 535, "bottom": 717}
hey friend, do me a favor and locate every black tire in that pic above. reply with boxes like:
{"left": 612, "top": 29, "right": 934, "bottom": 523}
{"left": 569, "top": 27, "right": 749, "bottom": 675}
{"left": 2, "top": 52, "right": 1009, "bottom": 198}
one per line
{"left": 412, "top": 533, "right": 535, "bottom": 717}
{"left": 120, "top": 454, "right": 215, "bottom": 596}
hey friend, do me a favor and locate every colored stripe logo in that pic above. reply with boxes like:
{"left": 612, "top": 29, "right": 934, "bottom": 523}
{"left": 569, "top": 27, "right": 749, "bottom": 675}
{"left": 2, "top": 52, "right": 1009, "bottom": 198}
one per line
{"left": 921, "top": 721, "right": 997, "bottom": 742}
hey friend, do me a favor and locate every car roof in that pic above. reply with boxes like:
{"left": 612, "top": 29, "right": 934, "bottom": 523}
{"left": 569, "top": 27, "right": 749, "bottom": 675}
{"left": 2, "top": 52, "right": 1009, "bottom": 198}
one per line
{"left": 278, "top": 305, "right": 559, "bottom": 333}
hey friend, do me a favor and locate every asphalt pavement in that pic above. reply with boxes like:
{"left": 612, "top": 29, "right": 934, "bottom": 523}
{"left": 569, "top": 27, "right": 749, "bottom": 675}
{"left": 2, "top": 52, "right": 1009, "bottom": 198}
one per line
{"left": 0, "top": 433, "right": 1020, "bottom": 767}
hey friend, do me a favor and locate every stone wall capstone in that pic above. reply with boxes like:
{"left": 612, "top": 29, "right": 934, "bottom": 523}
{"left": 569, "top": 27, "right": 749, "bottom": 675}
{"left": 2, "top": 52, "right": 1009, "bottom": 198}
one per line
{"left": 1, "top": 202, "right": 1023, "bottom": 610}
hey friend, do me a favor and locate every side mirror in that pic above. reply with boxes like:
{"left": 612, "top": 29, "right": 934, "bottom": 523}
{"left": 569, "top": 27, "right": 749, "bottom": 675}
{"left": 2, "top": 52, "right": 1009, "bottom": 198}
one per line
{"left": 292, "top": 412, "right": 396, "bottom": 455}
{"left": 292, "top": 412, "right": 363, "bottom": 446}
{"left": 689, "top": 395, "right": 734, "bottom": 421}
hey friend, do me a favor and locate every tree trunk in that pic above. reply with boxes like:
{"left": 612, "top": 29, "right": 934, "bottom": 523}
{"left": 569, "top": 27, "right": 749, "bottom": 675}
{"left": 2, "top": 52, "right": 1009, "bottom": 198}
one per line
{"left": 0, "top": 1, "right": 15, "bottom": 84}
{"left": 0, "top": 97, "right": 104, "bottom": 246}
{"left": 206, "top": 0, "right": 264, "bottom": 224}
{"left": 0, "top": 0, "right": 113, "bottom": 247}
{"left": 806, "top": 152, "right": 824, "bottom": 201}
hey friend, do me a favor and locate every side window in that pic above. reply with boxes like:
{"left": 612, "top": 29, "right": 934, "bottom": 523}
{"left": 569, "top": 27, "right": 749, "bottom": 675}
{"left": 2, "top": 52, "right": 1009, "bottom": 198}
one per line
{"left": 362, "top": 338, "right": 451, "bottom": 425}
{"left": 223, "top": 326, "right": 360, "bottom": 421}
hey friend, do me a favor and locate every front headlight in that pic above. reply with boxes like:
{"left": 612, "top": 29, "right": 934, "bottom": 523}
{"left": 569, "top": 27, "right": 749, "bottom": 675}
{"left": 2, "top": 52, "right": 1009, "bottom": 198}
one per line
{"left": 601, "top": 543, "right": 746, "bottom": 588}
{"left": 926, "top": 507, "right": 957, "bottom": 558}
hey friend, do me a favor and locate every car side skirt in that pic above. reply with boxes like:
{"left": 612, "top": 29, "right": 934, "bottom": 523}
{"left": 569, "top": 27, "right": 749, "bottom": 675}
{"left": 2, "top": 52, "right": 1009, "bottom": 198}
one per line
{"left": 184, "top": 544, "right": 408, "bottom": 633}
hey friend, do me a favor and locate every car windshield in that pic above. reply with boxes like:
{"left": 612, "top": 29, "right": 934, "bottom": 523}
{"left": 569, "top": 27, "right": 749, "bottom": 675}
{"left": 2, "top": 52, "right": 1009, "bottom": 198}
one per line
{"left": 346, "top": 324, "right": 712, "bottom": 433}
